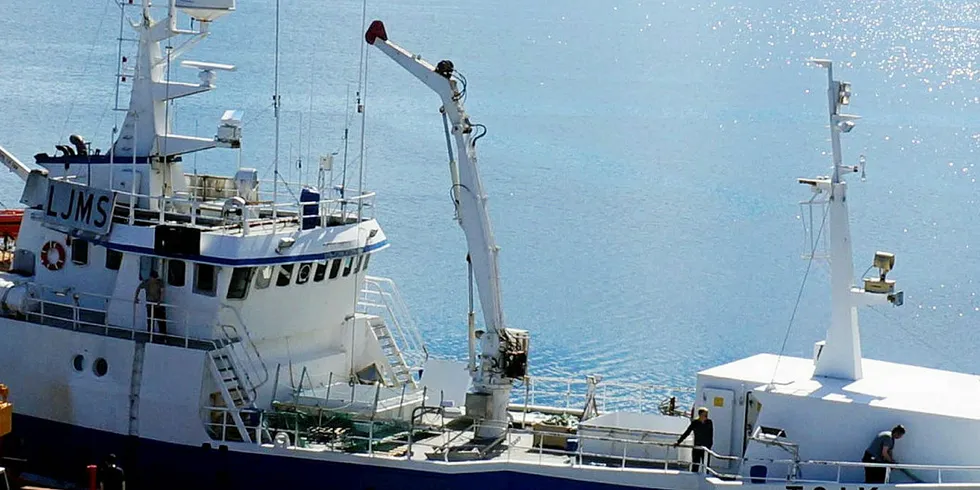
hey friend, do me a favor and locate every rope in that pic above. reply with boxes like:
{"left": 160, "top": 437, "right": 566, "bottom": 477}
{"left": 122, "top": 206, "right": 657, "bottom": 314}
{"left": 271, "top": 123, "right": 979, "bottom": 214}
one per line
{"left": 768, "top": 199, "right": 829, "bottom": 388}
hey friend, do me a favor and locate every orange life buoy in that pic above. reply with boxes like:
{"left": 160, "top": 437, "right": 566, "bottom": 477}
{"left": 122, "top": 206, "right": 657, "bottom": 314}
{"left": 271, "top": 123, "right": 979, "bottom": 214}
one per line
{"left": 40, "top": 240, "right": 66, "bottom": 271}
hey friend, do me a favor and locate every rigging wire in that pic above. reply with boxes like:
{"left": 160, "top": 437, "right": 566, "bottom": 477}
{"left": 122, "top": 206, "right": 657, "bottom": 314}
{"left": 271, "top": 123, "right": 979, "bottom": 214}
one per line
{"left": 768, "top": 197, "right": 829, "bottom": 388}
{"left": 348, "top": 0, "right": 371, "bottom": 382}
{"left": 59, "top": 0, "right": 113, "bottom": 144}
{"left": 865, "top": 305, "right": 972, "bottom": 374}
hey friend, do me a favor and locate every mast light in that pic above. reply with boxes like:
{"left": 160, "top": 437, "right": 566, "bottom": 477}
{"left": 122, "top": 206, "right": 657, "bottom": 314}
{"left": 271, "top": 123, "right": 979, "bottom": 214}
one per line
{"left": 838, "top": 81, "right": 852, "bottom": 106}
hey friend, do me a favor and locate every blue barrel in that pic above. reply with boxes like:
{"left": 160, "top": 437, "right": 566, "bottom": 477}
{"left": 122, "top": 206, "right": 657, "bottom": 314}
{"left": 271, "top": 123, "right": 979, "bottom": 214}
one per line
{"left": 565, "top": 438, "right": 579, "bottom": 453}
{"left": 300, "top": 187, "right": 320, "bottom": 230}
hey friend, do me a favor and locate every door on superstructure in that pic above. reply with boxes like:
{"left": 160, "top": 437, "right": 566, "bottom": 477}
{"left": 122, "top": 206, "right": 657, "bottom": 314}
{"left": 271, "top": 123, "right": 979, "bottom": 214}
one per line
{"left": 743, "top": 391, "right": 762, "bottom": 455}
{"left": 700, "top": 387, "right": 735, "bottom": 469}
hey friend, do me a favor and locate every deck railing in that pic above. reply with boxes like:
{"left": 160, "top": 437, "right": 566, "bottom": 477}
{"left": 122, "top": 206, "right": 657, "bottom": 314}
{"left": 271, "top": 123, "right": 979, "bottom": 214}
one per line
{"left": 200, "top": 406, "right": 980, "bottom": 486}
{"left": 102, "top": 177, "right": 376, "bottom": 235}
{"left": 357, "top": 276, "right": 428, "bottom": 370}
{"left": 512, "top": 375, "right": 695, "bottom": 418}
{"left": 23, "top": 283, "right": 225, "bottom": 349}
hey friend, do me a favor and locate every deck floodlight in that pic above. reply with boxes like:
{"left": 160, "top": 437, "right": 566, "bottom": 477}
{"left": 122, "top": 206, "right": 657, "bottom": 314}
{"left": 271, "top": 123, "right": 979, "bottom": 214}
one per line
{"left": 837, "top": 120, "right": 856, "bottom": 133}
{"left": 873, "top": 251, "right": 895, "bottom": 277}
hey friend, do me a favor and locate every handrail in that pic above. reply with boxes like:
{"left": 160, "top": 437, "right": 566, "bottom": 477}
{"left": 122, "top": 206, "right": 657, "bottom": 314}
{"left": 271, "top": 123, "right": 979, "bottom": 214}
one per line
{"left": 514, "top": 375, "right": 694, "bottom": 415}
{"left": 24, "top": 283, "right": 225, "bottom": 348}
{"left": 358, "top": 276, "right": 428, "bottom": 370}
{"left": 219, "top": 304, "right": 270, "bottom": 389}
{"left": 107, "top": 183, "right": 377, "bottom": 233}
{"left": 196, "top": 401, "right": 980, "bottom": 486}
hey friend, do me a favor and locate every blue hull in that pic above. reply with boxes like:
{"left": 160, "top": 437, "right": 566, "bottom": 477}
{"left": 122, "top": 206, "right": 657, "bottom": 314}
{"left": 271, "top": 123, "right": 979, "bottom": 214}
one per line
{"left": 6, "top": 414, "right": 644, "bottom": 490}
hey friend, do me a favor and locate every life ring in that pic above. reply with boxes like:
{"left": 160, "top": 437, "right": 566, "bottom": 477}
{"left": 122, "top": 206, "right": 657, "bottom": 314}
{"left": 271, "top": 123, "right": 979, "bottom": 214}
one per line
{"left": 40, "top": 241, "right": 66, "bottom": 271}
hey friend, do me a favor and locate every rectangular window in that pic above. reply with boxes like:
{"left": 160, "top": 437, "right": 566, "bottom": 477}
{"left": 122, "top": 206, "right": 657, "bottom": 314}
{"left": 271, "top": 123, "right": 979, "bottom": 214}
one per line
{"left": 227, "top": 267, "right": 254, "bottom": 300}
{"left": 193, "top": 263, "right": 217, "bottom": 296}
{"left": 296, "top": 263, "right": 312, "bottom": 285}
{"left": 167, "top": 259, "right": 186, "bottom": 287}
{"left": 276, "top": 264, "right": 293, "bottom": 286}
{"left": 313, "top": 261, "right": 328, "bottom": 282}
{"left": 105, "top": 249, "right": 122, "bottom": 270}
{"left": 362, "top": 254, "right": 370, "bottom": 272}
{"left": 342, "top": 257, "right": 354, "bottom": 277}
{"left": 255, "top": 266, "right": 273, "bottom": 289}
{"left": 71, "top": 239, "right": 89, "bottom": 265}
{"left": 353, "top": 255, "right": 363, "bottom": 274}
{"left": 328, "top": 259, "right": 341, "bottom": 279}
{"left": 139, "top": 256, "right": 160, "bottom": 280}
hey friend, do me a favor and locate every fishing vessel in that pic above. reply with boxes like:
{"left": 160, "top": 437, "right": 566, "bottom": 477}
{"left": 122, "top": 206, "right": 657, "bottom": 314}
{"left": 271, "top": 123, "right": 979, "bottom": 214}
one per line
{"left": 1, "top": 1, "right": 979, "bottom": 489}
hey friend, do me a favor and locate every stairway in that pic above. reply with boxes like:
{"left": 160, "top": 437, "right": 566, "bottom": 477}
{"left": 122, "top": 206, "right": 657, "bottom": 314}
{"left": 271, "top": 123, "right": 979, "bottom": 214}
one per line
{"left": 369, "top": 318, "right": 417, "bottom": 388}
{"left": 206, "top": 347, "right": 254, "bottom": 443}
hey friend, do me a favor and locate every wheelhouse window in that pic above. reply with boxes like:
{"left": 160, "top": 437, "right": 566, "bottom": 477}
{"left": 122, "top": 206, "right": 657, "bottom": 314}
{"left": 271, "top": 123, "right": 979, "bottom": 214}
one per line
{"left": 296, "top": 262, "right": 312, "bottom": 285}
{"left": 328, "top": 259, "right": 341, "bottom": 279}
{"left": 362, "top": 254, "right": 371, "bottom": 272}
{"left": 139, "top": 256, "right": 160, "bottom": 280}
{"left": 342, "top": 257, "right": 354, "bottom": 277}
{"left": 167, "top": 260, "right": 185, "bottom": 287}
{"left": 70, "top": 239, "right": 88, "bottom": 265}
{"left": 193, "top": 263, "right": 217, "bottom": 296}
{"left": 353, "top": 256, "right": 363, "bottom": 274}
{"left": 105, "top": 249, "right": 122, "bottom": 270}
{"left": 227, "top": 267, "right": 254, "bottom": 300}
{"left": 313, "top": 260, "right": 328, "bottom": 282}
{"left": 276, "top": 264, "right": 293, "bottom": 287}
{"left": 255, "top": 266, "right": 273, "bottom": 289}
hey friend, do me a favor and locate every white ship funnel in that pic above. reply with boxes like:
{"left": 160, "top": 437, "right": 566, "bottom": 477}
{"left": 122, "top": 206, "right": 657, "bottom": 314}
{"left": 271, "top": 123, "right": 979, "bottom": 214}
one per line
{"left": 176, "top": 0, "right": 235, "bottom": 21}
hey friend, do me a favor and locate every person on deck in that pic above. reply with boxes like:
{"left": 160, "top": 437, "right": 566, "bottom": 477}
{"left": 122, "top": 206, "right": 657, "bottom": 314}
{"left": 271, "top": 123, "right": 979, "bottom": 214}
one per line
{"left": 675, "top": 407, "right": 714, "bottom": 473}
{"left": 134, "top": 270, "right": 166, "bottom": 336}
{"left": 862, "top": 424, "right": 906, "bottom": 483}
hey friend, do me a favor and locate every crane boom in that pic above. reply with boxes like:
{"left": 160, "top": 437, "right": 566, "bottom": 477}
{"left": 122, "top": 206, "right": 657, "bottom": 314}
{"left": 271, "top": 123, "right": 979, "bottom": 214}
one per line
{"left": 366, "top": 21, "right": 526, "bottom": 439}
{"left": 366, "top": 21, "right": 505, "bottom": 338}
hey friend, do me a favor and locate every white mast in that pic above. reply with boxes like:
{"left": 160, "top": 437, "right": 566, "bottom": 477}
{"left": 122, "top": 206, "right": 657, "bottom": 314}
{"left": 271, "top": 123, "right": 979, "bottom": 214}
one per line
{"left": 804, "top": 60, "right": 903, "bottom": 381}
{"left": 272, "top": 0, "right": 281, "bottom": 225}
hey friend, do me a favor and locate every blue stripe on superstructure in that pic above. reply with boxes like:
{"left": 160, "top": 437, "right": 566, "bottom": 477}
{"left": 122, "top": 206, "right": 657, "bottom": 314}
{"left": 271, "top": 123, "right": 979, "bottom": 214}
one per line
{"left": 92, "top": 238, "right": 389, "bottom": 266}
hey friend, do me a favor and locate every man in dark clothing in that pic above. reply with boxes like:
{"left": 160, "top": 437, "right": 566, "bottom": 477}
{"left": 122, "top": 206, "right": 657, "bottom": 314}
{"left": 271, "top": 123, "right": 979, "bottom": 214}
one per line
{"left": 862, "top": 424, "right": 906, "bottom": 483}
{"left": 676, "top": 407, "right": 714, "bottom": 473}
{"left": 97, "top": 454, "right": 126, "bottom": 490}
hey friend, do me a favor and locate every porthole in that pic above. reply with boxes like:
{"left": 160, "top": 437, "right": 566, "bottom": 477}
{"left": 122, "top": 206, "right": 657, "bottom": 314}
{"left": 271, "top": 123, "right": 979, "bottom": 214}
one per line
{"left": 93, "top": 358, "right": 108, "bottom": 377}
{"left": 72, "top": 354, "right": 84, "bottom": 372}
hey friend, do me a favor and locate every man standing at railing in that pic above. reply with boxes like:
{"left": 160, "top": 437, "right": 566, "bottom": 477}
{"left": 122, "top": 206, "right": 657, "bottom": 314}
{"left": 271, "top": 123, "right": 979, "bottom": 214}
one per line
{"left": 134, "top": 270, "right": 166, "bottom": 337}
{"left": 675, "top": 407, "right": 713, "bottom": 473}
{"left": 862, "top": 424, "right": 906, "bottom": 483}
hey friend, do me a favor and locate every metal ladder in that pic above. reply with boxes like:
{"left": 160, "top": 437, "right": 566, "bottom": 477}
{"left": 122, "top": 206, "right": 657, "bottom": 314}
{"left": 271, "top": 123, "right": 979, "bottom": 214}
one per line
{"left": 206, "top": 346, "right": 254, "bottom": 443}
{"left": 369, "top": 317, "right": 417, "bottom": 388}
{"left": 128, "top": 341, "right": 146, "bottom": 437}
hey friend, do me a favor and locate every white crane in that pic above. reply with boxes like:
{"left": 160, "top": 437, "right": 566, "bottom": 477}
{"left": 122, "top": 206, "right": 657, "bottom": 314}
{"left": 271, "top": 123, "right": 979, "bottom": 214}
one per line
{"left": 366, "top": 21, "right": 527, "bottom": 439}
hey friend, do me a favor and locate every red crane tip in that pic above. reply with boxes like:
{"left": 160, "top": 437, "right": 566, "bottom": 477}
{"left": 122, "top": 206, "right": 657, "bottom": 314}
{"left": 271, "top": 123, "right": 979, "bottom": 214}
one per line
{"left": 365, "top": 20, "right": 388, "bottom": 45}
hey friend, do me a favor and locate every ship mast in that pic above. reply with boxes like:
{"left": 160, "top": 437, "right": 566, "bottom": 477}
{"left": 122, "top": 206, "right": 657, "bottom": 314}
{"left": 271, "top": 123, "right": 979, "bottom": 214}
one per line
{"left": 804, "top": 60, "right": 903, "bottom": 381}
